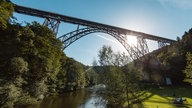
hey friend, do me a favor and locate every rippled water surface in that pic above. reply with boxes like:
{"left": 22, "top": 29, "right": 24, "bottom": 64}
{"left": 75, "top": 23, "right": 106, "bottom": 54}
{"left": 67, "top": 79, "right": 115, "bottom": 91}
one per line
{"left": 28, "top": 86, "right": 106, "bottom": 108}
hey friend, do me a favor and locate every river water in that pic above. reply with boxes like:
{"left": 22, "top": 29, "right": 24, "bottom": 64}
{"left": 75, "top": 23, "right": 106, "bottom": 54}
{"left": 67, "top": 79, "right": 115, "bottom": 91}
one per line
{"left": 27, "top": 85, "right": 106, "bottom": 108}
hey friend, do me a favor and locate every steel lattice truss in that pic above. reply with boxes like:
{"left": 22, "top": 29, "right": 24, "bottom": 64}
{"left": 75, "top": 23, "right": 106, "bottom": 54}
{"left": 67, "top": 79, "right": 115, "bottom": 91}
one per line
{"left": 43, "top": 18, "right": 60, "bottom": 35}
{"left": 14, "top": 4, "right": 176, "bottom": 60}
{"left": 58, "top": 27, "right": 149, "bottom": 60}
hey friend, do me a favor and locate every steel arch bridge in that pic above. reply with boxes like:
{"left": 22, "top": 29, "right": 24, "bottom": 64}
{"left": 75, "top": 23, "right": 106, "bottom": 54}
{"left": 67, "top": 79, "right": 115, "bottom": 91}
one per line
{"left": 14, "top": 4, "right": 176, "bottom": 60}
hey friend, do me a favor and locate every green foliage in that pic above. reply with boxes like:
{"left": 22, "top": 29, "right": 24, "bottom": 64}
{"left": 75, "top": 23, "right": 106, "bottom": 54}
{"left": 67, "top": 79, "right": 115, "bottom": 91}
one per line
{"left": 180, "top": 29, "right": 192, "bottom": 53}
{"left": 0, "top": 0, "right": 14, "bottom": 29}
{"left": 85, "top": 68, "right": 99, "bottom": 86}
{"left": 183, "top": 52, "right": 192, "bottom": 84}
{"left": 15, "top": 94, "right": 38, "bottom": 107}
{"left": 97, "top": 45, "right": 142, "bottom": 107}
{"left": 0, "top": 9, "right": 95, "bottom": 107}
{"left": 0, "top": 83, "right": 21, "bottom": 108}
{"left": 8, "top": 57, "right": 28, "bottom": 75}
{"left": 27, "top": 81, "right": 48, "bottom": 98}
{"left": 56, "top": 54, "right": 67, "bottom": 92}
{"left": 123, "top": 64, "right": 143, "bottom": 107}
{"left": 155, "top": 28, "right": 192, "bottom": 85}
{"left": 0, "top": 21, "right": 65, "bottom": 107}
{"left": 25, "top": 22, "right": 62, "bottom": 82}
{"left": 65, "top": 58, "right": 86, "bottom": 90}
{"left": 98, "top": 45, "right": 130, "bottom": 67}
{"left": 103, "top": 67, "right": 125, "bottom": 106}
{"left": 0, "top": 19, "right": 88, "bottom": 107}
{"left": 98, "top": 45, "right": 113, "bottom": 66}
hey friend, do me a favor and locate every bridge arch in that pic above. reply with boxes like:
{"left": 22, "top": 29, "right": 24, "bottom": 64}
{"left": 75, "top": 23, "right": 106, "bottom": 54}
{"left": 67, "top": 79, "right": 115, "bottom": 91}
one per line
{"left": 58, "top": 27, "right": 144, "bottom": 60}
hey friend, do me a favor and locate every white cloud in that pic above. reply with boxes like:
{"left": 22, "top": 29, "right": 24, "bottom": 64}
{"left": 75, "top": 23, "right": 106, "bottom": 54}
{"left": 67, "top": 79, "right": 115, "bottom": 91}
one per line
{"left": 158, "top": 0, "right": 192, "bottom": 10}
{"left": 95, "top": 34, "right": 119, "bottom": 44}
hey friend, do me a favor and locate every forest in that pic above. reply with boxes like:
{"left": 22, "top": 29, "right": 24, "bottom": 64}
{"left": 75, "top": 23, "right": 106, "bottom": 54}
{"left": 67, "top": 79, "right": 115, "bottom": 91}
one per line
{"left": 0, "top": 1, "right": 95, "bottom": 107}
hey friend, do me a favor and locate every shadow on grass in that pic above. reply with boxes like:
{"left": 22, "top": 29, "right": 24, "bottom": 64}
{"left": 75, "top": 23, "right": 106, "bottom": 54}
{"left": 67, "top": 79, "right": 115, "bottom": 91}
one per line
{"left": 172, "top": 104, "right": 191, "bottom": 108}
{"left": 139, "top": 85, "right": 192, "bottom": 108}
{"left": 145, "top": 100, "right": 192, "bottom": 108}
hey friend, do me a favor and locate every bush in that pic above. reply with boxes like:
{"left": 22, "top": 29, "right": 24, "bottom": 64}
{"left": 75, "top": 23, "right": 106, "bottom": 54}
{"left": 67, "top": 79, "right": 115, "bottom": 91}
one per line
{"left": 28, "top": 81, "right": 48, "bottom": 98}
{"left": 0, "top": 83, "right": 21, "bottom": 108}
{"left": 15, "top": 94, "right": 38, "bottom": 108}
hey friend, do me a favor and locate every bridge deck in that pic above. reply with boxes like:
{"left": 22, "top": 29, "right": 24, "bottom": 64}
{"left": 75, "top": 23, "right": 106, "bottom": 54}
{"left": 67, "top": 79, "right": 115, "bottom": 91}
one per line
{"left": 14, "top": 4, "right": 175, "bottom": 43}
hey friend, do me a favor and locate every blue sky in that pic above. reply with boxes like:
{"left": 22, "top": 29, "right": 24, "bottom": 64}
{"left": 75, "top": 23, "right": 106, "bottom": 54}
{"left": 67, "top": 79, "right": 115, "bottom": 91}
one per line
{"left": 11, "top": 0, "right": 192, "bottom": 65}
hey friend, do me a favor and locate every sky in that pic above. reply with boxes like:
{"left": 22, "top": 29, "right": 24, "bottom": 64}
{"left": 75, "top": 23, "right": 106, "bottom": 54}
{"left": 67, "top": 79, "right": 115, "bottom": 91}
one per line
{"left": 11, "top": 0, "right": 192, "bottom": 65}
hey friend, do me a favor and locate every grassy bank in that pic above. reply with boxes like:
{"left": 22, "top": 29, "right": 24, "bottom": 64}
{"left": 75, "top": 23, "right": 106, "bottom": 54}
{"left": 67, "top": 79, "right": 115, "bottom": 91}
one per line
{"left": 142, "top": 86, "right": 192, "bottom": 108}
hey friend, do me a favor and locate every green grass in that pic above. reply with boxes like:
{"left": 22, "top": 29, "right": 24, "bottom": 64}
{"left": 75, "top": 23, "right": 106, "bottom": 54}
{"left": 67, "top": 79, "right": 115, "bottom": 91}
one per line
{"left": 142, "top": 86, "right": 192, "bottom": 108}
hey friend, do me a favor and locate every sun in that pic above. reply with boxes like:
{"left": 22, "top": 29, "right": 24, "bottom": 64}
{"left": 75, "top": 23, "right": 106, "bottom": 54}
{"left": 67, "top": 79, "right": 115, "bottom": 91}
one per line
{"left": 126, "top": 35, "right": 137, "bottom": 46}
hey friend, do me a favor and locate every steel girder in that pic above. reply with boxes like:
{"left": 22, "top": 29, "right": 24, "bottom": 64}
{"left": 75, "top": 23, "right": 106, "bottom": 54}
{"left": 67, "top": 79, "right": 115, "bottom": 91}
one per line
{"left": 137, "top": 37, "right": 149, "bottom": 55}
{"left": 14, "top": 4, "right": 176, "bottom": 43}
{"left": 158, "top": 41, "right": 169, "bottom": 48}
{"left": 58, "top": 27, "right": 145, "bottom": 60}
{"left": 14, "top": 4, "right": 176, "bottom": 44}
{"left": 43, "top": 18, "right": 60, "bottom": 35}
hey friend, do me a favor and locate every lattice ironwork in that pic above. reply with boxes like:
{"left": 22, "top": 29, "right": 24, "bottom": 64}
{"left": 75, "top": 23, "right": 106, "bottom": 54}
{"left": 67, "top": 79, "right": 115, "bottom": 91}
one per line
{"left": 58, "top": 27, "right": 144, "bottom": 60}
{"left": 43, "top": 18, "right": 60, "bottom": 35}
{"left": 158, "top": 41, "right": 169, "bottom": 48}
{"left": 137, "top": 37, "right": 149, "bottom": 55}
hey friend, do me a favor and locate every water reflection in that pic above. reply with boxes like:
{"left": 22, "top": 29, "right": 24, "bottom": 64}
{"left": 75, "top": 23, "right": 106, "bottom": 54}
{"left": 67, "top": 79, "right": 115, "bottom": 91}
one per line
{"left": 78, "top": 95, "right": 106, "bottom": 108}
{"left": 28, "top": 88, "right": 106, "bottom": 108}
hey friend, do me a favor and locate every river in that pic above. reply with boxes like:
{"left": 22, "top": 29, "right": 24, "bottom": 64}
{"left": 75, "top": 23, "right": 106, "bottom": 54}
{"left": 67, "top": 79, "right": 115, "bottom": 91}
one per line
{"left": 27, "top": 85, "right": 106, "bottom": 108}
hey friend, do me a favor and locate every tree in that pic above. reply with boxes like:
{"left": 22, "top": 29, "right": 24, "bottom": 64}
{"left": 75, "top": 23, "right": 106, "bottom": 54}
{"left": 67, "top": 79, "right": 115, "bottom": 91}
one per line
{"left": 97, "top": 45, "right": 143, "bottom": 108}
{"left": 0, "top": 4, "right": 92, "bottom": 106}
{"left": 8, "top": 57, "right": 28, "bottom": 87}
{"left": 65, "top": 58, "right": 86, "bottom": 90}
{"left": 98, "top": 45, "right": 114, "bottom": 66}
{"left": 0, "top": 21, "right": 64, "bottom": 107}
{"left": 0, "top": 83, "right": 21, "bottom": 108}
{"left": 21, "top": 22, "right": 63, "bottom": 97}
{"left": 56, "top": 53, "right": 67, "bottom": 92}
{"left": 183, "top": 52, "right": 192, "bottom": 84}
{"left": 8, "top": 57, "right": 28, "bottom": 75}
{"left": 86, "top": 68, "right": 99, "bottom": 86}
{"left": 155, "top": 28, "right": 192, "bottom": 85}
{"left": 122, "top": 64, "right": 143, "bottom": 108}
{"left": 0, "top": 0, "right": 14, "bottom": 29}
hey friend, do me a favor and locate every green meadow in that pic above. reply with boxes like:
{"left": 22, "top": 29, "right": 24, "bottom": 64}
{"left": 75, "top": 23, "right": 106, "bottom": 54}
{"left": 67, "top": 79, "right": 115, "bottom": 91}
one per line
{"left": 142, "top": 86, "right": 192, "bottom": 108}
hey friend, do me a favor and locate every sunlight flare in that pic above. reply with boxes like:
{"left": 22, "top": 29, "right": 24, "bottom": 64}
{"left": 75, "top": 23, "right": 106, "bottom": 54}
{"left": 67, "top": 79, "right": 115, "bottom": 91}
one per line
{"left": 126, "top": 35, "right": 137, "bottom": 46}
